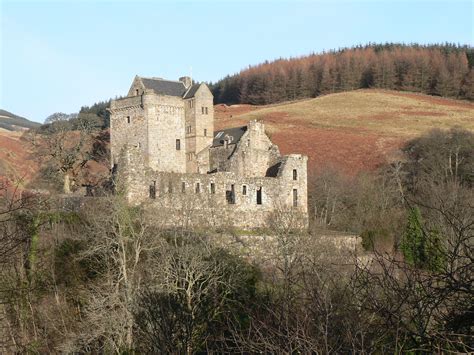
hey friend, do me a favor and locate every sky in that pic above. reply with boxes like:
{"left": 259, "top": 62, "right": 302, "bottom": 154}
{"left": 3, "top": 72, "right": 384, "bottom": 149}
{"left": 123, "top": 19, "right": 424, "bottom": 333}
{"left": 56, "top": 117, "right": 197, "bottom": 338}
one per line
{"left": 0, "top": 0, "right": 472, "bottom": 123}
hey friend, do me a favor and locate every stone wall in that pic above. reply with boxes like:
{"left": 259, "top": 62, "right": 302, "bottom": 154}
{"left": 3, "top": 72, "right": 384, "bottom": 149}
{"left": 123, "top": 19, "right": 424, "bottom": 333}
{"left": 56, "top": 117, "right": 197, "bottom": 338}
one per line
{"left": 144, "top": 94, "right": 186, "bottom": 173}
{"left": 184, "top": 84, "right": 214, "bottom": 173}
{"left": 118, "top": 145, "right": 308, "bottom": 229}
{"left": 109, "top": 95, "right": 145, "bottom": 167}
{"left": 209, "top": 121, "right": 280, "bottom": 177}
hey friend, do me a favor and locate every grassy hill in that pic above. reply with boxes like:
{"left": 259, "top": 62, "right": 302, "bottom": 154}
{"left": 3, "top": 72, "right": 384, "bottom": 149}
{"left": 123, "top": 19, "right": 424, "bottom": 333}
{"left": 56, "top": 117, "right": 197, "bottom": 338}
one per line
{"left": 215, "top": 89, "right": 474, "bottom": 175}
{"left": 0, "top": 109, "right": 41, "bottom": 131}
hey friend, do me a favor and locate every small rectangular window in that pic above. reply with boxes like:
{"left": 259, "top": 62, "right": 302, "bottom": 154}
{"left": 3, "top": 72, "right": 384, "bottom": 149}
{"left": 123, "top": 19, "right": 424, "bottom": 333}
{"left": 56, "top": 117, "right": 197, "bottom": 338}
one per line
{"left": 204, "top": 129, "right": 207, "bottom": 136}
{"left": 182, "top": 182, "right": 186, "bottom": 193}
{"left": 202, "top": 107, "right": 205, "bottom": 114}
{"left": 149, "top": 181, "right": 156, "bottom": 199}
{"left": 205, "top": 107, "right": 208, "bottom": 115}
{"left": 168, "top": 181, "right": 173, "bottom": 193}
{"left": 293, "top": 189, "right": 298, "bottom": 207}
{"left": 196, "top": 182, "right": 200, "bottom": 193}
{"left": 256, "top": 187, "right": 262, "bottom": 205}
{"left": 210, "top": 183, "right": 215, "bottom": 194}
{"left": 176, "top": 139, "right": 181, "bottom": 150}
{"left": 226, "top": 184, "right": 235, "bottom": 204}
{"left": 242, "top": 185, "right": 247, "bottom": 195}
{"left": 127, "top": 116, "right": 131, "bottom": 124}
{"left": 293, "top": 169, "right": 297, "bottom": 180}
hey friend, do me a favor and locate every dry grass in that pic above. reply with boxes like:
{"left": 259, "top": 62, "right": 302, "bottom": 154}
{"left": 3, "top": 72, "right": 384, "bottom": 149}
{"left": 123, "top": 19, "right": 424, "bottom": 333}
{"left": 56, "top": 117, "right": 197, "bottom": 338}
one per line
{"left": 215, "top": 89, "right": 474, "bottom": 175}
{"left": 216, "top": 89, "right": 474, "bottom": 137}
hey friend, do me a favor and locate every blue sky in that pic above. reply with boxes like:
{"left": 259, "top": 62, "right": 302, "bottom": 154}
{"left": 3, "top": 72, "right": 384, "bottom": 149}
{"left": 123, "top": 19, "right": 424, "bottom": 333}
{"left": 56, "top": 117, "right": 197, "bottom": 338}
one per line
{"left": 1, "top": 0, "right": 472, "bottom": 123}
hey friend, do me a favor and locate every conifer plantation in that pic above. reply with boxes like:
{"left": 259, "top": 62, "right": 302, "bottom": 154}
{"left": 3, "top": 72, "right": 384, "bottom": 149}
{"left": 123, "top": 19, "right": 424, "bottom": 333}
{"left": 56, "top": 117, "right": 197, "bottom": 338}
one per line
{"left": 211, "top": 43, "right": 474, "bottom": 104}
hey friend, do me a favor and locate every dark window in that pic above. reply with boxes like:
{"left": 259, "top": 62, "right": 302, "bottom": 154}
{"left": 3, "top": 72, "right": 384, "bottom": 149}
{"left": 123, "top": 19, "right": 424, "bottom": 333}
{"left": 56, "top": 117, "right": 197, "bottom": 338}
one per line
{"left": 196, "top": 182, "right": 200, "bottom": 193}
{"left": 168, "top": 181, "right": 173, "bottom": 193}
{"left": 256, "top": 187, "right": 262, "bottom": 205}
{"left": 210, "top": 183, "right": 215, "bottom": 194}
{"left": 176, "top": 139, "right": 181, "bottom": 150}
{"left": 204, "top": 129, "right": 207, "bottom": 136}
{"left": 136, "top": 89, "right": 139, "bottom": 96}
{"left": 181, "top": 182, "right": 186, "bottom": 193}
{"left": 149, "top": 181, "right": 156, "bottom": 199}
{"left": 242, "top": 185, "right": 247, "bottom": 195}
{"left": 293, "top": 189, "right": 298, "bottom": 207}
{"left": 127, "top": 116, "right": 131, "bottom": 124}
{"left": 293, "top": 169, "right": 297, "bottom": 180}
{"left": 226, "top": 184, "right": 235, "bottom": 204}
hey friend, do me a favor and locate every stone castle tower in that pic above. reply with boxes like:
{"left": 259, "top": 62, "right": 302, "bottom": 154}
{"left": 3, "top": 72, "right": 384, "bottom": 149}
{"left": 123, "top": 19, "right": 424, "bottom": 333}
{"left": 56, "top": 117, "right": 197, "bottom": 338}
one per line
{"left": 110, "top": 75, "right": 214, "bottom": 174}
{"left": 109, "top": 75, "right": 309, "bottom": 229}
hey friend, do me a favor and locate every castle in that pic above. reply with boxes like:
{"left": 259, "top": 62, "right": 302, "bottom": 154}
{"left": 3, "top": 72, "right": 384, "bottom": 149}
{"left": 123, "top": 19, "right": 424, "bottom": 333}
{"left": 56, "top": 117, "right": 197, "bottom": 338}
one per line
{"left": 109, "top": 76, "right": 308, "bottom": 228}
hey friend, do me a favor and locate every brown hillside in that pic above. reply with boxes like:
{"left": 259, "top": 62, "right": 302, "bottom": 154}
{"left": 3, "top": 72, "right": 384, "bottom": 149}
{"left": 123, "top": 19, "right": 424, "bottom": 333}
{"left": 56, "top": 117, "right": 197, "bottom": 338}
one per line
{"left": 1, "top": 90, "right": 472, "bottom": 190}
{"left": 215, "top": 89, "right": 474, "bottom": 176}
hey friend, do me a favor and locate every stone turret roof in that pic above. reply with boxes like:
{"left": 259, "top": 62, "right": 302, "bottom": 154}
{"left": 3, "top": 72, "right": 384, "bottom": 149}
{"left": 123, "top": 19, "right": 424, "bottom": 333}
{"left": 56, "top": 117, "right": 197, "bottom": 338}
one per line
{"left": 212, "top": 126, "right": 247, "bottom": 147}
{"left": 140, "top": 77, "right": 187, "bottom": 97}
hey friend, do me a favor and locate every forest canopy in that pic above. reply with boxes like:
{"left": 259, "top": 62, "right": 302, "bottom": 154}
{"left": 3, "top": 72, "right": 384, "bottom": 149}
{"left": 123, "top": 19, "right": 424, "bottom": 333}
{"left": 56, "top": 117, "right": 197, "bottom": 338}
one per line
{"left": 210, "top": 43, "right": 474, "bottom": 104}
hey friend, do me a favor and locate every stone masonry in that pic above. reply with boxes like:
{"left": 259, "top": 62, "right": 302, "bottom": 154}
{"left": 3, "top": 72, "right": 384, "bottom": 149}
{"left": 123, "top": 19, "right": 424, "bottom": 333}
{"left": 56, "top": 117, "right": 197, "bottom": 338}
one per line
{"left": 109, "top": 75, "right": 308, "bottom": 229}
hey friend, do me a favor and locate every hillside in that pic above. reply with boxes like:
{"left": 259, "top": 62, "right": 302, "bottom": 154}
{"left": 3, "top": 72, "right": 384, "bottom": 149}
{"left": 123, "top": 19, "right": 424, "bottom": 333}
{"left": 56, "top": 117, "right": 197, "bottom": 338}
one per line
{"left": 215, "top": 89, "right": 474, "bottom": 175}
{"left": 1, "top": 89, "right": 472, "bottom": 188}
{"left": 0, "top": 109, "right": 41, "bottom": 131}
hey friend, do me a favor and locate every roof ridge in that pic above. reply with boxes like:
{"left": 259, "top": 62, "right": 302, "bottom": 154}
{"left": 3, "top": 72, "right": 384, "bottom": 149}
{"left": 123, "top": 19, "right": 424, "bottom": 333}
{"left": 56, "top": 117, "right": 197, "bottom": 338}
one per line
{"left": 141, "top": 76, "right": 186, "bottom": 86}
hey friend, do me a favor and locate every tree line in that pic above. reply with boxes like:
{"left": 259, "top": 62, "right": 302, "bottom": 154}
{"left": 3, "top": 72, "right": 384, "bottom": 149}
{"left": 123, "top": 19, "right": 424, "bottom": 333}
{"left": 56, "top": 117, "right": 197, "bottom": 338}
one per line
{"left": 211, "top": 43, "right": 474, "bottom": 105}
{"left": 1, "top": 127, "right": 472, "bottom": 352}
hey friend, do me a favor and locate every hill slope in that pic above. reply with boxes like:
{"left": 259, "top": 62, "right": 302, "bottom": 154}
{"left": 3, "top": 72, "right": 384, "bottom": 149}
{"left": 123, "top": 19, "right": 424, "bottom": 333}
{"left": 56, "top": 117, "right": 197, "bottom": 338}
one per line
{"left": 0, "top": 109, "right": 41, "bottom": 131}
{"left": 215, "top": 89, "right": 474, "bottom": 175}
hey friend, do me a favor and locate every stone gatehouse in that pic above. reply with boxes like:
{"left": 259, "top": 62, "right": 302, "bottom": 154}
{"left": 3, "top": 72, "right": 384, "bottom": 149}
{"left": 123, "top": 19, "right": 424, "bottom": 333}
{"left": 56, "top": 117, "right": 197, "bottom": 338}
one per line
{"left": 109, "top": 75, "right": 308, "bottom": 228}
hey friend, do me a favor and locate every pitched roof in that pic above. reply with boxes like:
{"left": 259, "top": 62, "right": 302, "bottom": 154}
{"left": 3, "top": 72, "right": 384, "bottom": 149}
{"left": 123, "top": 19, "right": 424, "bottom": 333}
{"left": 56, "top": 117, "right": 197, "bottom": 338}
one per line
{"left": 183, "top": 84, "right": 201, "bottom": 99}
{"left": 212, "top": 126, "right": 247, "bottom": 147}
{"left": 140, "top": 77, "right": 187, "bottom": 97}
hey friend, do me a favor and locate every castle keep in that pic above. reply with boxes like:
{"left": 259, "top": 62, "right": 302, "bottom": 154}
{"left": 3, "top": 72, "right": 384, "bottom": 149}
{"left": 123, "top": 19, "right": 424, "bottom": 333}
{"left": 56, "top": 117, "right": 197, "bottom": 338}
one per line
{"left": 109, "top": 76, "right": 308, "bottom": 228}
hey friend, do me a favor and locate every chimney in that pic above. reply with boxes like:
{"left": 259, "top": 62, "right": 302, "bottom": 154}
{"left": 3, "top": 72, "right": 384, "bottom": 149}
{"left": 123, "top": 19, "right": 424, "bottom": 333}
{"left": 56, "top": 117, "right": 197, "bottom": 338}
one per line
{"left": 179, "top": 76, "right": 192, "bottom": 89}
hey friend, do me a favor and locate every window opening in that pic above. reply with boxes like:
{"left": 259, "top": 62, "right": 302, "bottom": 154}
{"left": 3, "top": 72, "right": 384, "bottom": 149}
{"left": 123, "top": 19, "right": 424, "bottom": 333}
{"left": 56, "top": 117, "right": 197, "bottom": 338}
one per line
{"left": 256, "top": 187, "right": 262, "bottom": 205}
{"left": 210, "top": 183, "right": 215, "bottom": 194}
{"left": 293, "top": 189, "right": 298, "bottom": 207}
{"left": 242, "top": 185, "right": 247, "bottom": 195}
{"left": 226, "top": 184, "right": 235, "bottom": 204}
{"left": 176, "top": 139, "right": 181, "bottom": 150}
{"left": 293, "top": 169, "right": 297, "bottom": 180}
{"left": 149, "top": 181, "right": 156, "bottom": 199}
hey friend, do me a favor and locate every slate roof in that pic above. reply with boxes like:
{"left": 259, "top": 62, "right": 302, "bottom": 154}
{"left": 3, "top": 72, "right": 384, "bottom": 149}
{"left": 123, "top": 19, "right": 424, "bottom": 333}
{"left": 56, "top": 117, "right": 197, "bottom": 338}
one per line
{"left": 141, "top": 77, "right": 187, "bottom": 97}
{"left": 212, "top": 126, "right": 248, "bottom": 147}
{"left": 183, "top": 84, "right": 201, "bottom": 99}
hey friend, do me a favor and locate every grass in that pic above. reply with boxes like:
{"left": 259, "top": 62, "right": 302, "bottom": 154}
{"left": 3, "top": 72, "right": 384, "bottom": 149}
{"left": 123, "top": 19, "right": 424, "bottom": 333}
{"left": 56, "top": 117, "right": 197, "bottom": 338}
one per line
{"left": 216, "top": 89, "right": 474, "bottom": 137}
